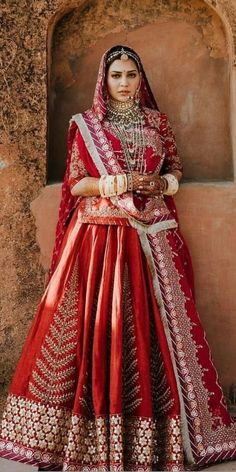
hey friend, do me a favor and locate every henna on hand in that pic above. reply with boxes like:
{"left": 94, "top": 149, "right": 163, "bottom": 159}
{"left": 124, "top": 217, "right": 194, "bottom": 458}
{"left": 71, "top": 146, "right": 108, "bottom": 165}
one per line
{"left": 131, "top": 172, "right": 166, "bottom": 196}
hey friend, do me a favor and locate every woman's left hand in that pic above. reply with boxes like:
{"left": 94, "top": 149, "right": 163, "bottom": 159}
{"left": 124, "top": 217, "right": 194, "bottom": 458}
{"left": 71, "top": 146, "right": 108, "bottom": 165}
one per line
{"left": 132, "top": 172, "right": 166, "bottom": 196}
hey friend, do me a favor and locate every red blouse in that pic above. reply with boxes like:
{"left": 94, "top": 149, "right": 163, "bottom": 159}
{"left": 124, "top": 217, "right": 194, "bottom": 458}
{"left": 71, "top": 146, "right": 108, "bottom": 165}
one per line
{"left": 68, "top": 109, "right": 182, "bottom": 192}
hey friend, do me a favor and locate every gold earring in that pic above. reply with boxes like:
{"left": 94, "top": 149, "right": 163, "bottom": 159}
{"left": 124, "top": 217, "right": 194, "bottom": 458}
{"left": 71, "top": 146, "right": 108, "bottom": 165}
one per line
{"left": 135, "top": 88, "right": 140, "bottom": 105}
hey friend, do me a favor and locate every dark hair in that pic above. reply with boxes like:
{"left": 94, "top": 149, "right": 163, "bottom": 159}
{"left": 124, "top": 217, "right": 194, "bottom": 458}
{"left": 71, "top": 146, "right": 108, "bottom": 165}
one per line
{"left": 105, "top": 45, "right": 141, "bottom": 74}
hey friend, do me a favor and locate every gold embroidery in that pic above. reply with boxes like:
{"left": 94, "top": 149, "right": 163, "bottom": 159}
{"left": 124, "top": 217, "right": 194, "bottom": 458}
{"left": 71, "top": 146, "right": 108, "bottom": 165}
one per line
{"left": 147, "top": 230, "right": 236, "bottom": 462}
{"left": 156, "top": 416, "right": 183, "bottom": 468}
{"left": 78, "top": 284, "right": 101, "bottom": 417}
{"left": 75, "top": 197, "right": 177, "bottom": 234}
{"left": 69, "top": 130, "right": 88, "bottom": 185}
{"left": 123, "top": 265, "right": 142, "bottom": 414}
{"left": 77, "top": 196, "right": 127, "bottom": 222}
{"left": 159, "top": 114, "right": 183, "bottom": 173}
{"left": 149, "top": 309, "right": 174, "bottom": 417}
{"left": 0, "top": 395, "right": 183, "bottom": 470}
{"left": 29, "top": 264, "right": 79, "bottom": 407}
{"left": 142, "top": 108, "right": 183, "bottom": 173}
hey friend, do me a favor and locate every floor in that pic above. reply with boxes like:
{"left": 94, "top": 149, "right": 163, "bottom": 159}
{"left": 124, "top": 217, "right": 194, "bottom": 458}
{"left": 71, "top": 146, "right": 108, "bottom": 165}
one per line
{"left": 1, "top": 457, "right": 236, "bottom": 471}
{"left": 0, "top": 458, "right": 37, "bottom": 470}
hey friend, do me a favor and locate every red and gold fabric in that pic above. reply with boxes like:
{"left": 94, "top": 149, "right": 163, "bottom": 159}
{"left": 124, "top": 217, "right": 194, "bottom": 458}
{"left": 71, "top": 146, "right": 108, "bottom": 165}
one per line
{"left": 0, "top": 46, "right": 236, "bottom": 472}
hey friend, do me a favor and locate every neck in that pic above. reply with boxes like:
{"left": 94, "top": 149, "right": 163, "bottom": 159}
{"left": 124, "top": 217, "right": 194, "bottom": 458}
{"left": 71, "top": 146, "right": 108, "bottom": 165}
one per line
{"left": 106, "top": 96, "right": 143, "bottom": 126}
{"left": 109, "top": 96, "right": 136, "bottom": 110}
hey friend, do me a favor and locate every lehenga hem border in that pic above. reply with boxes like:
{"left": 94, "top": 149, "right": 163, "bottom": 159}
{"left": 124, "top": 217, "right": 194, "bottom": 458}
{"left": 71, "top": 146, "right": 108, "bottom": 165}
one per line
{"left": 1, "top": 438, "right": 236, "bottom": 471}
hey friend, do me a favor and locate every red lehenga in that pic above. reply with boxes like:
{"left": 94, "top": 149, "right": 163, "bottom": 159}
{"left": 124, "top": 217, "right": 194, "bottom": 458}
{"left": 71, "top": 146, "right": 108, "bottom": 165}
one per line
{"left": 1, "top": 49, "right": 236, "bottom": 472}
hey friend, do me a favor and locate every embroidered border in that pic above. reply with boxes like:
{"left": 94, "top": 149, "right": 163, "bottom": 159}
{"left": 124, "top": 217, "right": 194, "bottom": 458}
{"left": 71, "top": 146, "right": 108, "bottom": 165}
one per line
{"left": 137, "top": 231, "right": 193, "bottom": 465}
{"left": 140, "top": 229, "right": 236, "bottom": 467}
{"left": 0, "top": 395, "right": 183, "bottom": 470}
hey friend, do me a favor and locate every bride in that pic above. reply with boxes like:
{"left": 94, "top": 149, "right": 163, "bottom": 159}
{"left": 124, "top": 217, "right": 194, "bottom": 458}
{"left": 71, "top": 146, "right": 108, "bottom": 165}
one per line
{"left": 0, "top": 45, "right": 236, "bottom": 471}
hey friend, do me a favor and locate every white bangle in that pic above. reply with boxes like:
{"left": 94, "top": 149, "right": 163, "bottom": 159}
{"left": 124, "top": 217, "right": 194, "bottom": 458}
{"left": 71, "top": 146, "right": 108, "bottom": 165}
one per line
{"left": 99, "top": 175, "right": 106, "bottom": 197}
{"left": 163, "top": 173, "right": 179, "bottom": 195}
{"left": 105, "top": 175, "right": 116, "bottom": 196}
{"left": 116, "top": 174, "right": 128, "bottom": 195}
{"left": 99, "top": 174, "right": 128, "bottom": 197}
{"left": 99, "top": 175, "right": 116, "bottom": 197}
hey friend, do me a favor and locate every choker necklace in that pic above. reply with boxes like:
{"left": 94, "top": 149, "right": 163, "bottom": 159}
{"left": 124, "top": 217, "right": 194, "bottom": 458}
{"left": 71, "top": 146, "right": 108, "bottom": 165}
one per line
{"left": 106, "top": 97, "right": 144, "bottom": 127}
{"left": 106, "top": 97, "right": 145, "bottom": 173}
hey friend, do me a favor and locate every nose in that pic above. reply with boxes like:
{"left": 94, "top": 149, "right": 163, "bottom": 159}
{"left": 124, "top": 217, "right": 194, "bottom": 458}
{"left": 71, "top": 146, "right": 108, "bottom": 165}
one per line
{"left": 120, "top": 75, "right": 128, "bottom": 87}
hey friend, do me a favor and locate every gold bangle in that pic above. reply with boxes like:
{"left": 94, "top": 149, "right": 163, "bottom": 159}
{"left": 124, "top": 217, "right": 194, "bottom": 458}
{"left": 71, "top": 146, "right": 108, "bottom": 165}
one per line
{"left": 132, "top": 173, "right": 141, "bottom": 192}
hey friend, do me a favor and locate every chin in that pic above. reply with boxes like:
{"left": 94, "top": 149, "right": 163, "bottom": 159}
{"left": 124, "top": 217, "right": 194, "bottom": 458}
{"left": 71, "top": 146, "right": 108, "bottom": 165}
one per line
{"left": 116, "top": 95, "right": 131, "bottom": 102}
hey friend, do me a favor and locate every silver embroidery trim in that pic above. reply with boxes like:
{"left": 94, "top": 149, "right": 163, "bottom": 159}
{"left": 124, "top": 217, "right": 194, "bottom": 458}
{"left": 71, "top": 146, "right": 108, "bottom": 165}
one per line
{"left": 72, "top": 113, "right": 108, "bottom": 176}
{"left": 137, "top": 231, "right": 194, "bottom": 465}
{"left": 130, "top": 218, "right": 177, "bottom": 234}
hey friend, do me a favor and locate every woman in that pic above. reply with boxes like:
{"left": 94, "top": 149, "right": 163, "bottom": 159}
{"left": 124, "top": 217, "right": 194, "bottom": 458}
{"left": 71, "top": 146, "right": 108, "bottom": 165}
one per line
{"left": 0, "top": 45, "right": 236, "bottom": 472}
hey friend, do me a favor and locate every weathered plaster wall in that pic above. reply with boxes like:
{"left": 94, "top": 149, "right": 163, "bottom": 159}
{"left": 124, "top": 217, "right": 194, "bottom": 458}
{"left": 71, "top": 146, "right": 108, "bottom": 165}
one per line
{"left": 0, "top": 0, "right": 49, "bottom": 414}
{"left": 1, "top": 0, "right": 236, "bottom": 418}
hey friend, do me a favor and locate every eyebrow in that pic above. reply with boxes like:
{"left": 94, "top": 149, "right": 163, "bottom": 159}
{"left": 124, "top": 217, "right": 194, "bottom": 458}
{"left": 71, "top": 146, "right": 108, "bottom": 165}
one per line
{"left": 110, "top": 69, "right": 138, "bottom": 73}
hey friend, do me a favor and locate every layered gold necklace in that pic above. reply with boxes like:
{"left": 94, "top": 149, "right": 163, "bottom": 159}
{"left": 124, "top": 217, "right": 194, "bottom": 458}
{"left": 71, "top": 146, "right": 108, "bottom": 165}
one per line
{"left": 106, "top": 98, "right": 145, "bottom": 173}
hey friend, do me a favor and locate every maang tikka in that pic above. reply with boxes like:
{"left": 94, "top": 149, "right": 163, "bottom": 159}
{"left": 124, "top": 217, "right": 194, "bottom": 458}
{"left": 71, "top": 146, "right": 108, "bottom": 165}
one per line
{"left": 120, "top": 50, "right": 129, "bottom": 62}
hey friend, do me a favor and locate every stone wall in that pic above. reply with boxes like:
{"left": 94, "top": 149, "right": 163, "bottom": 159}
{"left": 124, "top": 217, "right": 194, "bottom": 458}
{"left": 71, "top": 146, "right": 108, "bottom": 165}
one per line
{"left": 1, "top": 0, "right": 236, "bottom": 416}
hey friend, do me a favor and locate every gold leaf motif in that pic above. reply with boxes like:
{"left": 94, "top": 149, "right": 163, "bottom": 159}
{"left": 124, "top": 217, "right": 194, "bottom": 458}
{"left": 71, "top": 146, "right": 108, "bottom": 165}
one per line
{"left": 29, "top": 264, "right": 79, "bottom": 407}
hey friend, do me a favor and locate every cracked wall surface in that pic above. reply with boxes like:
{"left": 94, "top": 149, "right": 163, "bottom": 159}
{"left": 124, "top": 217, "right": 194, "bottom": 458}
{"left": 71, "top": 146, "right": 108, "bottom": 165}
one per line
{"left": 1, "top": 0, "right": 236, "bottom": 416}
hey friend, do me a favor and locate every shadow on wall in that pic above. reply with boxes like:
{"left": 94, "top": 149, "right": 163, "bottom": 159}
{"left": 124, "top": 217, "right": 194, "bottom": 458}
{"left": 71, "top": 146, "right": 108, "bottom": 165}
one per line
{"left": 224, "top": 384, "right": 236, "bottom": 418}
{"left": 48, "top": 0, "right": 232, "bottom": 183}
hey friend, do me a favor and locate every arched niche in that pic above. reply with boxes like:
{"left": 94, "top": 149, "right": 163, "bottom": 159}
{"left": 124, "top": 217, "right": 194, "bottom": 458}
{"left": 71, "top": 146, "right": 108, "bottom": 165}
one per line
{"left": 28, "top": 0, "right": 236, "bottom": 398}
{"left": 47, "top": 0, "right": 233, "bottom": 183}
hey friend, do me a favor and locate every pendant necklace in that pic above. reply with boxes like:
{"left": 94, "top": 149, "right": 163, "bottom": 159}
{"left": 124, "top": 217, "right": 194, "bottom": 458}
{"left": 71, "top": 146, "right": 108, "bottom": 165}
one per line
{"left": 106, "top": 97, "right": 145, "bottom": 173}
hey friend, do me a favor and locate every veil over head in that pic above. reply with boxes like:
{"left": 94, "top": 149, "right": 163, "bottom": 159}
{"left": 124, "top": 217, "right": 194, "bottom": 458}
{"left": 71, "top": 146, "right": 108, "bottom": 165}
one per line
{"left": 92, "top": 45, "right": 159, "bottom": 120}
{"left": 48, "top": 46, "right": 160, "bottom": 282}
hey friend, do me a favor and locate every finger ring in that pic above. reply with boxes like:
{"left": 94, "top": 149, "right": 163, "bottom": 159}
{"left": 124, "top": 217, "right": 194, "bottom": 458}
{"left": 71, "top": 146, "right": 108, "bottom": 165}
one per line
{"left": 150, "top": 181, "right": 155, "bottom": 187}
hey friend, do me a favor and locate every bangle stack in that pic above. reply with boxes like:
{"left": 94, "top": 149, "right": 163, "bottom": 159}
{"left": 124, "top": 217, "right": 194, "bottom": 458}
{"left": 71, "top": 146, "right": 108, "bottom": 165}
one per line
{"left": 162, "top": 173, "right": 179, "bottom": 195}
{"left": 116, "top": 174, "right": 128, "bottom": 195}
{"left": 99, "top": 174, "right": 128, "bottom": 198}
{"left": 99, "top": 173, "right": 179, "bottom": 197}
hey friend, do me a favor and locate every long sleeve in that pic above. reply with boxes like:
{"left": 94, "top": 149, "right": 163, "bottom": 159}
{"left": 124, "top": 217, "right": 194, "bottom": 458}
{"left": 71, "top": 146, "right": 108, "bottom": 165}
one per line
{"left": 160, "top": 114, "right": 183, "bottom": 174}
{"left": 68, "top": 129, "right": 88, "bottom": 190}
